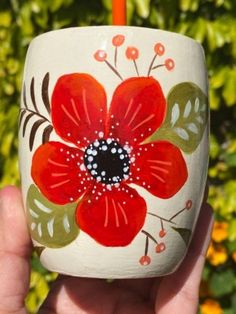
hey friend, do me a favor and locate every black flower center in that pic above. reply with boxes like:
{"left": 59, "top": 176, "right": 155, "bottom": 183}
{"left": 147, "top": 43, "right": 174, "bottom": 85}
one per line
{"left": 84, "top": 139, "right": 130, "bottom": 184}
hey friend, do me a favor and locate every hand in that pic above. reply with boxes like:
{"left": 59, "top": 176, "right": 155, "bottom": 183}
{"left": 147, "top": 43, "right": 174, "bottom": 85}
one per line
{"left": 0, "top": 186, "right": 213, "bottom": 314}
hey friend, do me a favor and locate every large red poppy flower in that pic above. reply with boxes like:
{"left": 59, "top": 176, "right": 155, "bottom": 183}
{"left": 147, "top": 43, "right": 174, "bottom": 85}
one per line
{"left": 31, "top": 74, "right": 187, "bottom": 247}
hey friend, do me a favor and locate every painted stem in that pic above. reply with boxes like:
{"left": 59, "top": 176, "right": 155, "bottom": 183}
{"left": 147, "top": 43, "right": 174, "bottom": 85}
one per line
{"left": 112, "top": 0, "right": 127, "bottom": 25}
{"left": 147, "top": 54, "right": 158, "bottom": 76}
{"left": 141, "top": 230, "right": 158, "bottom": 244}
{"left": 151, "top": 64, "right": 165, "bottom": 70}
{"left": 145, "top": 235, "right": 149, "bottom": 256}
{"left": 104, "top": 60, "right": 123, "bottom": 80}
{"left": 133, "top": 60, "right": 139, "bottom": 76}
{"left": 147, "top": 212, "right": 177, "bottom": 225}
{"left": 114, "top": 47, "right": 118, "bottom": 68}
{"left": 19, "top": 108, "right": 51, "bottom": 123}
{"left": 169, "top": 207, "right": 187, "bottom": 222}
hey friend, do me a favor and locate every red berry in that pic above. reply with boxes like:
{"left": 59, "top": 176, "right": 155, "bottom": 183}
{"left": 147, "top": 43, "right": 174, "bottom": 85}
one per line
{"left": 112, "top": 34, "right": 125, "bottom": 47}
{"left": 154, "top": 43, "right": 165, "bottom": 56}
{"left": 94, "top": 50, "right": 107, "bottom": 62}
{"left": 159, "top": 229, "right": 166, "bottom": 238}
{"left": 165, "top": 58, "right": 175, "bottom": 71}
{"left": 186, "top": 200, "right": 193, "bottom": 210}
{"left": 156, "top": 242, "right": 166, "bottom": 253}
{"left": 126, "top": 47, "right": 139, "bottom": 60}
{"left": 139, "top": 255, "right": 151, "bottom": 266}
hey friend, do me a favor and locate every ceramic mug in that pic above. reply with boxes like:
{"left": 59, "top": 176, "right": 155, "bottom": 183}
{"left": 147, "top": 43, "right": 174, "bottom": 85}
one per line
{"left": 19, "top": 26, "right": 209, "bottom": 278}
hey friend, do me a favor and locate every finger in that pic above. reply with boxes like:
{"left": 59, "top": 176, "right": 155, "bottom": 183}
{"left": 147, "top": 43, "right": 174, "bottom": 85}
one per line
{"left": 154, "top": 203, "right": 214, "bottom": 314}
{"left": 0, "top": 186, "right": 32, "bottom": 314}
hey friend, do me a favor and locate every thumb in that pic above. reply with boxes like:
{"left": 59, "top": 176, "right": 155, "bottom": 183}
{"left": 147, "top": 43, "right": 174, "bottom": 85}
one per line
{"left": 0, "top": 186, "right": 32, "bottom": 314}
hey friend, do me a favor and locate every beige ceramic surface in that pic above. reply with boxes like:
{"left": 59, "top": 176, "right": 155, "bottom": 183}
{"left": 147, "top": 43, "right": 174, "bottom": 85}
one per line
{"left": 19, "top": 26, "right": 209, "bottom": 278}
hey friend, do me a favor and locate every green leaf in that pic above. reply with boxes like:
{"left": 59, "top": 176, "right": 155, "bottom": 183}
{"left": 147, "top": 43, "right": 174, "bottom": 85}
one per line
{"left": 172, "top": 227, "right": 192, "bottom": 246}
{"left": 135, "top": 0, "right": 151, "bottom": 18}
{"left": 150, "top": 82, "right": 208, "bottom": 153}
{"left": 209, "top": 270, "right": 235, "bottom": 297}
{"left": 26, "top": 184, "right": 79, "bottom": 248}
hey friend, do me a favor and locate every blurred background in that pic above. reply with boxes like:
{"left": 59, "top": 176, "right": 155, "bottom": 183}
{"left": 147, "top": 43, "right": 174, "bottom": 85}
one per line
{"left": 0, "top": 0, "right": 235, "bottom": 313}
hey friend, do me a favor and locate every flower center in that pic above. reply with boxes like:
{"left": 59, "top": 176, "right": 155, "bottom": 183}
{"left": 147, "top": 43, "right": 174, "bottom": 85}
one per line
{"left": 84, "top": 139, "right": 130, "bottom": 184}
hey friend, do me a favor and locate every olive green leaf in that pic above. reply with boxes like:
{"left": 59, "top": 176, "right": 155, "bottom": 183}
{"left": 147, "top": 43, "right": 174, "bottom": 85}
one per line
{"left": 34, "top": 246, "right": 46, "bottom": 257}
{"left": 26, "top": 184, "right": 79, "bottom": 248}
{"left": 172, "top": 227, "right": 192, "bottom": 246}
{"left": 150, "top": 82, "right": 208, "bottom": 153}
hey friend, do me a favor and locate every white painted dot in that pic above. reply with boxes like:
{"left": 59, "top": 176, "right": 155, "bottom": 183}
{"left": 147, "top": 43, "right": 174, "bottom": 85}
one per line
{"left": 77, "top": 140, "right": 80, "bottom": 144}
{"left": 112, "top": 176, "right": 118, "bottom": 182}
{"left": 151, "top": 143, "right": 154, "bottom": 147}
{"left": 106, "top": 184, "right": 112, "bottom": 191}
{"left": 96, "top": 176, "right": 102, "bottom": 182}
{"left": 87, "top": 164, "right": 92, "bottom": 170}
{"left": 102, "top": 145, "right": 108, "bottom": 151}
{"left": 92, "top": 150, "right": 97, "bottom": 156}
{"left": 88, "top": 156, "right": 93, "bottom": 162}
{"left": 115, "top": 183, "right": 120, "bottom": 188}
{"left": 130, "top": 194, "right": 134, "bottom": 198}
{"left": 69, "top": 197, "right": 74, "bottom": 202}
{"left": 123, "top": 201, "right": 126, "bottom": 205}
{"left": 98, "top": 131, "right": 104, "bottom": 138}
{"left": 107, "top": 138, "right": 112, "bottom": 144}
{"left": 118, "top": 148, "right": 122, "bottom": 153}
{"left": 101, "top": 171, "right": 106, "bottom": 176}
{"left": 94, "top": 140, "right": 99, "bottom": 147}
{"left": 66, "top": 151, "right": 70, "bottom": 155}
{"left": 87, "top": 149, "right": 92, "bottom": 155}
{"left": 111, "top": 148, "right": 116, "bottom": 154}
{"left": 91, "top": 170, "right": 97, "bottom": 175}
{"left": 111, "top": 114, "right": 114, "bottom": 118}
{"left": 80, "top": 163, "right": 86, "bottom": 171}
{"left": 137, "top": 176, "right": 140, "bottom": 180}
{"left": 67, "top": 132, "right": 71, "bottom": 136}
{"left": 120, "top": 154, "right": 124, "bottom": 160}
{"left": 131, "top": 157, "right": 135, "bottom": 163}
{"left": 137, "top": 168, "right": 140, "bottom": 171}
{"left": 66, "top": 158, "right": 70, "bottom": 162}
{"left": 93, "top": 163, "right": 98, "bottom": 169}
{"left": 83, "top": 137, "right": 87, "bottom": 140}
{"left": 60, "top": 148, "right": 64, "bottom": 152}
{"left": 88, "top": 200, "right": 92, "bottom": 203}
{"left": 71, "top": 154, "right": 75, "bottom": 158}
{"left": 148, "top": 185, "right": 151, "bottom": 188}
{"left": 116, "top": 122, "right": 120, "bottom": 126}
{"left": 124, "top": 174, "right": 129, "bottom": 180}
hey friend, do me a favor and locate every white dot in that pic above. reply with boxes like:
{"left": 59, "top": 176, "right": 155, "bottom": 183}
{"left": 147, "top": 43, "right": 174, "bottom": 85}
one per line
{"left": 106, "top": 184, "right": 112, "bottom": 191}
{"left": 137, "top": 176, "right": 140, "bottom": 180}
{"left": 92, "top": 150, "right": 97, "bottom": 156}
{"left": 66, "top": 158, "right": 70, "bottom": 162}
{"left": 66, "top": 151, "right": 70, "bottom": 155}
{"left": 107, "top": 138, "right": 112, "bottom": 144}
{"left": 118, "top": 148, "right": 122, "bottom": 153}
{"left": 116, "top": 122, "right": 120, "bottom": 126}
{"left": 148, "top": 128, "right": 152, "bottom": 131}
{"left": 131, "top": 157, "right": 135, "bottom": 163}
{"left": 67, "top": 132, "right": 71, "bottom": 136}
{"left": 111, "top": 114, "right": 114, "bottom": 118}
{"left": 115, "top": 183, "right": 120, "bottom": 188}
{"left": 60, "top": 148, "right": 64, "bottom": 152}
{"left": 80, "top": 164, "right": 86, "bottom": 171}
{"left": 88, "top": 200, "right": 92, "bottom": 203}
{"left": 100, "top": 108, "right": 103, "bottom": 112}
{"left": 71, "top": 154, "right": 75, "bottom": 158}
{"left": 91, "top": 170, "right": 97, "bottom": 175}
{"left": 137, "top": 168, "right": 140, "bottom": 171}
{"left": 151, "top": 143, "right": 154, "bottom": 147}
{"left": 96, "top": 176, "right": 102, "bottom": 182}
{"left": 124, "top": 174, "right": 129, "bottom": 180}
{"left": 87, "top": 149, "right": 92, "bottom": 155}
{"left": 94, "top": 140, "right": 99, "bottom": 147}
{"left": 111, "top": 148, "right": 116, "bottom": 154}
{"left": 123, "top": 167, "right": 129, "bottom": 172}
{"left": 98, "top": 131, "right": 104, "bottom": 138}
{"left": 87, "top": 164, "right": 92, "bottom": 170}
{"left": 102, "top": 145, "right": 108, "bottom": 151}
{"left": 93, "top": 163, "right": 98, "bottom": 169}
{"left": 88, "top": 156, "right": 93, "bottom": 162}
{"left": 101, "top": 171, "right": 106, "bottom": 176}
{"left": 123, "top": 201, "right": 126, "bottom": 205}
{"left": 69, "top": 197, "right": 74, "bottom": 201}
{"left": 119, "top": 154, "right": 124, "bottom": 160}
{"left": 148, "top": 185, "right": 151, "bottom": 188}
{"left": 112, "top": 176, "right": 118, "bottom": 182}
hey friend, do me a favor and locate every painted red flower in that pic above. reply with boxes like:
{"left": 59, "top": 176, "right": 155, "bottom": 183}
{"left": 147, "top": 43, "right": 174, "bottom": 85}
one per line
{"left": 31, "top": 74, "right": 187, "bottom": 247}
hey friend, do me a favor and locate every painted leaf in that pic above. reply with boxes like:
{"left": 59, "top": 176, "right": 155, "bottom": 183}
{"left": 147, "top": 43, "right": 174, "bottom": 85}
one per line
{"left": 150, "top": 82, "right": 208, "bottom": 153}
{"left": 34, "top": 246, "right": 46, "bottom": 257}
{"left": 172, "top": 227, "right": 192, "bottom": 246}
{"left": 26, "top": 184, "right": 79, "bottom": 248}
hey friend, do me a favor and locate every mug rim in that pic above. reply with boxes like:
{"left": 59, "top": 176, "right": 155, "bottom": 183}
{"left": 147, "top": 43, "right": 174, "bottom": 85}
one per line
{"left": 30, "top": 25, "right": 204, "bottom": 50}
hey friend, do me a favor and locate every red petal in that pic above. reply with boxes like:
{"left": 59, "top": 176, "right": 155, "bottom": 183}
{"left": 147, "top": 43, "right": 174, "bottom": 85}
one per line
{"left": 31, "top": 142, "right": 92, "bottom": 204}
{"left": 76, "top": 184, "right": 147, "bottom": 246}
{"left": 51, "top": 74, "right": 107, "bottom": 148}
{"left": 108, "top": 77, "right": 166, "bottom": 145}
{"left": 128, "top": 141, "right": 188, "bottom": 198}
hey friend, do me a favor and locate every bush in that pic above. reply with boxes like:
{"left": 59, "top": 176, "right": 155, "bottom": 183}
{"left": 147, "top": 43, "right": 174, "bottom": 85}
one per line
{"left": 0, "top": 0, "right": 236, "bottom": 313}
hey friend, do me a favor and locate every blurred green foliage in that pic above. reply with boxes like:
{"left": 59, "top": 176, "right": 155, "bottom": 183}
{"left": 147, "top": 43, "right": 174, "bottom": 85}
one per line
{"left": 0, "top": 0, "right": 236, "bottom": 313}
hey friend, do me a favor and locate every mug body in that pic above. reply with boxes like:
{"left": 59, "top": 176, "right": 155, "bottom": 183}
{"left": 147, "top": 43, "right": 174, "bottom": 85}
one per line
{"left": 19, "top": 26, "right": 209, "bottom": 278}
